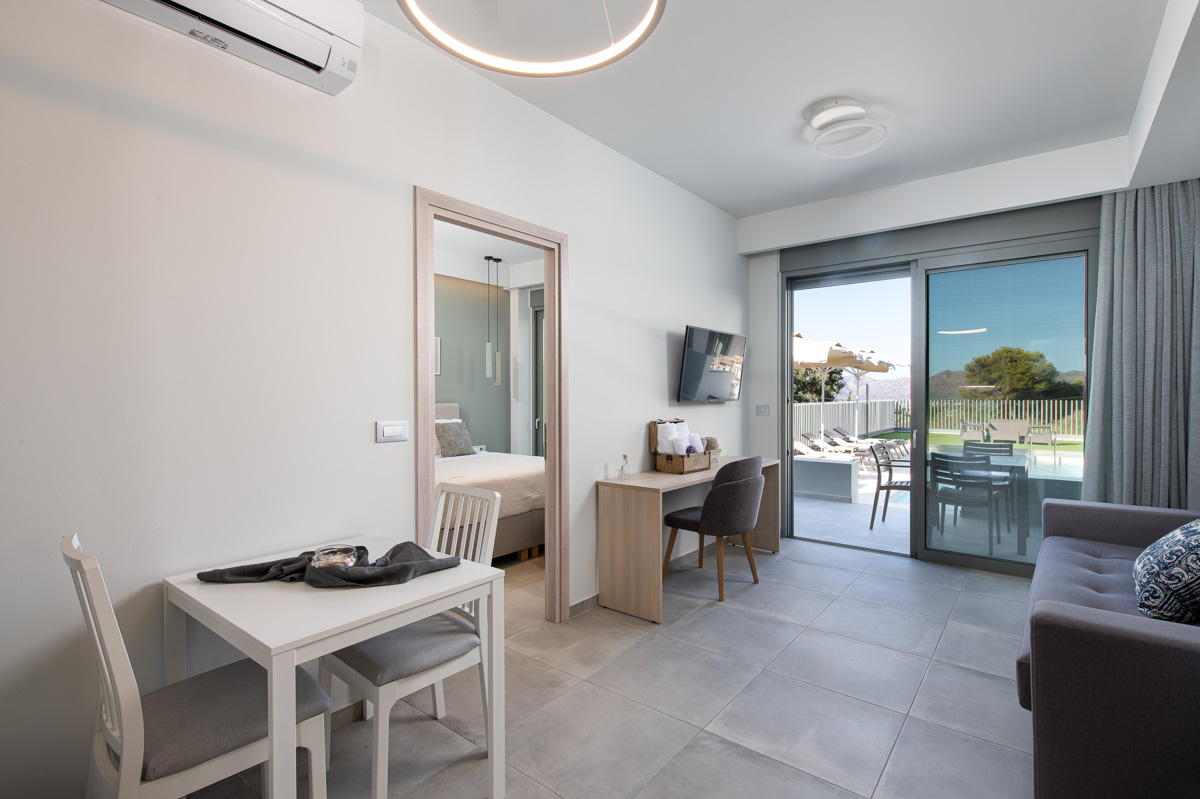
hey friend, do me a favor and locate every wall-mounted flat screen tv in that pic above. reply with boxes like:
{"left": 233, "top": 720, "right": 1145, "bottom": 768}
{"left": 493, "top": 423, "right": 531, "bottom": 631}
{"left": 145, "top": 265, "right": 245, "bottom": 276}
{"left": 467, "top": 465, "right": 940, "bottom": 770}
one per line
{"left": 678, "top": 325, "right": 747, "bottom": 403}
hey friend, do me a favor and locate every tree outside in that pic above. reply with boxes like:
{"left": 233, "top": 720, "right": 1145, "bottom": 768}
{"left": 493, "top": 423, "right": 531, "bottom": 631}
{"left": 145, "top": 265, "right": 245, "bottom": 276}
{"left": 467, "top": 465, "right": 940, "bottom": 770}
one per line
{"left": 793, "top": 367, "right": 846, "bottom": 403}
{"left": 957, "top": 346, "right": 1084, "bottom": 400}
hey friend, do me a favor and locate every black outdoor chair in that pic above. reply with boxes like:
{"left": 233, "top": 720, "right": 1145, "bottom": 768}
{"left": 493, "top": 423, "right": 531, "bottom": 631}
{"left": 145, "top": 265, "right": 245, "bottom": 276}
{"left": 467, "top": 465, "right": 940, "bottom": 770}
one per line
{"left": 661, "top": 457, "right": 765, "bottom": 601}
{"left": 962, "top": 440, "right": 1017, "bottom": 520}
{"left": 869, "top": 443, "right": 910, "bottom": 529}
{"left": 930, "top": 452, "right": 1009, "bottom": 556}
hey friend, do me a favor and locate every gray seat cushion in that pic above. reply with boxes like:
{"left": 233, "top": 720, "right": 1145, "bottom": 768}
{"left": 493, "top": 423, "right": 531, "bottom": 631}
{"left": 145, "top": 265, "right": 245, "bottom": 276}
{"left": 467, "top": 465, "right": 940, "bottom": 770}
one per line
{"left": 1016, "top": 536, "right": 1144, "bottom": 708}
{"left": 140, "top": 658, "right": 331, "bottom": 781}
{"left": 664, "top": 506, "right": 703, "bottom": 532}
{"left": 332, "top": 613, "right": 480, "bottom": 687}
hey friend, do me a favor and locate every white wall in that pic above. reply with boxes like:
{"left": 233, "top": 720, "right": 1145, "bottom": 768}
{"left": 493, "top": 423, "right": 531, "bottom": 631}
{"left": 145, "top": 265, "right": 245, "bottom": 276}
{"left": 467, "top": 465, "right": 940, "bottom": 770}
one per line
{"left": 0, "top": 3, "right": 746, "bottom": 793}
{"left": 745, "top": 253, "right": 783, "bottom": 458}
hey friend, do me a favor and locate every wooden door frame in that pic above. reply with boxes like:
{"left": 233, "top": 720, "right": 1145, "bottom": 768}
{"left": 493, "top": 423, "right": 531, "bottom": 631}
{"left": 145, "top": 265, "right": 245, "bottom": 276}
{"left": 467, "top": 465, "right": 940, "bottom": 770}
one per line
{"left": 414, "top": 187, "right": 570, "bottom": 623}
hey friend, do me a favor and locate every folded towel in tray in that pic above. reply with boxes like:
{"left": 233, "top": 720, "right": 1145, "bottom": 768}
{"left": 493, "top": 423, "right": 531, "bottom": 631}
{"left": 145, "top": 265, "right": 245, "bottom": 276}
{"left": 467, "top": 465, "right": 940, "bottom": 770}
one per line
{"left": 197, "top": 542, "right": 460, "bottom": 588}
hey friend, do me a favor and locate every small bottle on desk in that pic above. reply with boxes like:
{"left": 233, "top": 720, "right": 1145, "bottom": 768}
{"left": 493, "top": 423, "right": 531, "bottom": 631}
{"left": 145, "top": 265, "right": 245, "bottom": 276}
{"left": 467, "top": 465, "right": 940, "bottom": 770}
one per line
{"left": 618, "top": 454, "right": 630, "bottom": 482}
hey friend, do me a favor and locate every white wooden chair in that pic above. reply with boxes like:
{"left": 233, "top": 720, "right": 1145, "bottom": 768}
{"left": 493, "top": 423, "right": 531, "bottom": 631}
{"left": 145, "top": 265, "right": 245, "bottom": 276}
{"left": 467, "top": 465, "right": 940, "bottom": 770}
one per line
{"left": 319, "top": 482, "right": 501, "bottom": 799}
{"left": 61, "top": 535, "right": 329, "bottom": 799}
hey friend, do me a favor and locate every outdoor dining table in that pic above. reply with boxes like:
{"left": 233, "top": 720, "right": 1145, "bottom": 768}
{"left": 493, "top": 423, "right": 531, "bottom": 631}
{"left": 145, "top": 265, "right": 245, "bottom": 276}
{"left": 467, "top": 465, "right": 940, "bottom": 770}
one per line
{"left": 163, "top": 535, "right": 506, "bottom": 798}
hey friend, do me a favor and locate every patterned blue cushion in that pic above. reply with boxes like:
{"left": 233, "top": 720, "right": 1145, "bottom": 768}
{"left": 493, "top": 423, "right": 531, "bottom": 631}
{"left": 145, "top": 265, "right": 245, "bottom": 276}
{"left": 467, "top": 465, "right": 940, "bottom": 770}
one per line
{"left": 1133, "top": 519, "right": 1200, "bottom": 622}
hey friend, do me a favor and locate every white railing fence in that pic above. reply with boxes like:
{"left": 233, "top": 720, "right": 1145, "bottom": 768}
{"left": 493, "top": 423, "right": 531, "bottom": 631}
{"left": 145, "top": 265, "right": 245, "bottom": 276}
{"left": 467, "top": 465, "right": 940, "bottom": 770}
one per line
{"left": 792, "top": 400, "right": 907, "bottom": 439}
{"left": 925, "top": 398, "right": 1084, "bottom": 437}
{"left": 792, "top": 398, "right": 1084, "bottom": 439}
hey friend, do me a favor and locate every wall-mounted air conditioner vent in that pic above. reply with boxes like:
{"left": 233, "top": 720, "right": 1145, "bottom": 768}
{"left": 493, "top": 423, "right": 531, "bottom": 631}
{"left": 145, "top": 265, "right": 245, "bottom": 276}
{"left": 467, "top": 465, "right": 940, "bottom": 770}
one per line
{"left": 100, "top": 0, "right": 364, "bottom": 95}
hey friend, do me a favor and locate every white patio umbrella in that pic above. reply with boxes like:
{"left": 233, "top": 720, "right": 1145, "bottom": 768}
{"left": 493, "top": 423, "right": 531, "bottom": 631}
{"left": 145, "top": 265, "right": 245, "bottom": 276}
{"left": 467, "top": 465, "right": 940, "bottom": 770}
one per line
{"left": 848, "top": 351, "right": 894, "bottom": 437}
{"left": 792, "top": 335, "right": 859, "bottom": 447}
{"left": 847, "top": 350, "right": 894, "bottom": 399}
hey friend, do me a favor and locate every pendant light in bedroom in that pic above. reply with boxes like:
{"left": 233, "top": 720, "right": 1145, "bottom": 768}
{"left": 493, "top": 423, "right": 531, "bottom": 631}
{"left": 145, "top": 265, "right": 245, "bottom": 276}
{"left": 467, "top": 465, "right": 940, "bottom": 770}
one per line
{"left": 483, "top": 256, "right": 503, "bottom": 387}
{"left": 484, "top": 256, "right": 494, "bottom": 380}
{"left": 492, "top": 258, "right": 503, "bottom": 387}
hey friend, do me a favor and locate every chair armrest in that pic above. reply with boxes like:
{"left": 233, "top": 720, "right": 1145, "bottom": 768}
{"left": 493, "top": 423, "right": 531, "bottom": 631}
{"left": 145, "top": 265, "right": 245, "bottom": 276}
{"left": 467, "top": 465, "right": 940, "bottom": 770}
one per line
{"left": 1029, "top": 600, "right": 1200, "bottom": 797}
{"left": 1042, "top": 498, "right": 1199, "bottom": 549}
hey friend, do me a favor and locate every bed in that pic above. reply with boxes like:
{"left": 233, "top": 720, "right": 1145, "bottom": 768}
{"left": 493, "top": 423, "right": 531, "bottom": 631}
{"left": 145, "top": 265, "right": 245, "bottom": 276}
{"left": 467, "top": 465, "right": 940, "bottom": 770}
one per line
{"left": 433, "top": 403, "right": 546, "bottom": 560}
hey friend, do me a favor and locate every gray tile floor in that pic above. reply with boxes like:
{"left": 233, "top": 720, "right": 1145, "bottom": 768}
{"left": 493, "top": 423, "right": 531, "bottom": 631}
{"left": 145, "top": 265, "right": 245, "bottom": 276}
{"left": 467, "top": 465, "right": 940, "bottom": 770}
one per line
{"left": 196, "top": 541, "right": 1034, "bottom": 799}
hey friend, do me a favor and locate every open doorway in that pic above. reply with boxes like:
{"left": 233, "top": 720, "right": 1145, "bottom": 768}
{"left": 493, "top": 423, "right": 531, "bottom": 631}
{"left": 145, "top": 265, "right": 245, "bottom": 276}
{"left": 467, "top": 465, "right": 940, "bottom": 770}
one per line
{"left": 788, "top": 273, "right": 913, "bottom": 555}
{"left": 415, "top": 188, "right": 570, "bottom": 623}
{"left": 431, "top": 221, "right": 549, "bottom": 602}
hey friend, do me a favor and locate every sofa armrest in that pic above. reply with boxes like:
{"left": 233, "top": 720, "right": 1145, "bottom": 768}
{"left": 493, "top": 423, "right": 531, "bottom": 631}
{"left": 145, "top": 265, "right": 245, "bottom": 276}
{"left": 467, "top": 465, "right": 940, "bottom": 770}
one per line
{"left": 1030, "top": 600, "right": 1200, "bottom": 797}
{"left": 1042, "top": 498, "right": 1199, "bottom": 549}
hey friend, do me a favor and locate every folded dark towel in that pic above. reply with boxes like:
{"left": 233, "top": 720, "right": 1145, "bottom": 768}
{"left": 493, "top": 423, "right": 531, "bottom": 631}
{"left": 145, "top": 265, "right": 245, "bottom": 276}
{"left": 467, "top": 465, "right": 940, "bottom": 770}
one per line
{"left": 197, "top": 542, "right": 460, "bottom": 588}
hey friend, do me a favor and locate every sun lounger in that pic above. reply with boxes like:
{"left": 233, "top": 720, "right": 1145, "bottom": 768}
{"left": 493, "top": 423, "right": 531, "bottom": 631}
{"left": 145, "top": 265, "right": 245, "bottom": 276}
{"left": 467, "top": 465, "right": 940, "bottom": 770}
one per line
{"left": 800, "top": 432, "right": 855, "bottom": 455}
{"left": 832, "top": 427, "right": 886, "bottom": 446}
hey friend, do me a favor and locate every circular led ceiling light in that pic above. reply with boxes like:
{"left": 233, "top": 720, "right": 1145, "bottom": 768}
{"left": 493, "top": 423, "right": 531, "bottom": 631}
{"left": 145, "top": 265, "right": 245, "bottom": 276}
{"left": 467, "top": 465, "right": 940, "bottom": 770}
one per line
{"left": 809, "top": 97, "right": 887, "bottom": 159}
{"left": 810, "top": 99, "right": 866, "bottom": 130}
{"left": 399, "top": 0, "right": 667, "bottom": 77}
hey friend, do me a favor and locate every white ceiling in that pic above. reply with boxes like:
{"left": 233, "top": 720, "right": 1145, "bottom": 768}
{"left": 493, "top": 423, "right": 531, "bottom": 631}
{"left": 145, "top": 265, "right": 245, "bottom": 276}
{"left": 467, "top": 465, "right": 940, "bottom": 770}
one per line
{"left": 434, "top": 220, "right": 545, "bottom": 264}
{"left": 368, "top": 1, "right": 1177, "bottom": 219}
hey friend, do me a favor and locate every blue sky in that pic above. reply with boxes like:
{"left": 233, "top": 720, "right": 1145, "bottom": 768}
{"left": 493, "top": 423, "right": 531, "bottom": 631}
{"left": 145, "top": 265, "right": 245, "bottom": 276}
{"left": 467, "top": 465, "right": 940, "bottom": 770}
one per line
{"left": 927, "top": 256, "right": 1086, "bottom": 375}
{"left": 791, "top": 257, "right": 1086, "bottom": 380}
{"left": 792, "top": 277, "right": 912, "bottom": 381}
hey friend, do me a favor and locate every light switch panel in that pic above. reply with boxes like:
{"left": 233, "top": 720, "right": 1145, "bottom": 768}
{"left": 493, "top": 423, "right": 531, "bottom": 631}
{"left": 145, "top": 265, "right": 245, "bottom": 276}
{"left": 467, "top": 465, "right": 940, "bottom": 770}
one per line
{"left": 376, "top": 420, "right": 408, "bottom": 442}
{"left": 756, "top": 405, "right": 770, "bottom": 416}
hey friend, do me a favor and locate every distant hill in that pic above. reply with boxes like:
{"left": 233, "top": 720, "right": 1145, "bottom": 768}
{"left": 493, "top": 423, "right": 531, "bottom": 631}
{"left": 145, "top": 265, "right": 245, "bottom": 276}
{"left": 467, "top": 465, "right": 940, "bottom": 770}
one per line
{"left": 929, "top": 370, "right": 966, "bottom": 400}
{"left": 837, "top": 376, "right": 911, "bottom": 401}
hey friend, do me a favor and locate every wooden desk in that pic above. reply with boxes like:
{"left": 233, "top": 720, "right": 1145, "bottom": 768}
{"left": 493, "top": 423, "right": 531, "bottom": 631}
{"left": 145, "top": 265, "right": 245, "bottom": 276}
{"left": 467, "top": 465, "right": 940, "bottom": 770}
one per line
{"left": 164, "top": 536, "right": 506, "bottom": 798}
{"left": 595, "top": 456, "right": 780, "bottom": 622}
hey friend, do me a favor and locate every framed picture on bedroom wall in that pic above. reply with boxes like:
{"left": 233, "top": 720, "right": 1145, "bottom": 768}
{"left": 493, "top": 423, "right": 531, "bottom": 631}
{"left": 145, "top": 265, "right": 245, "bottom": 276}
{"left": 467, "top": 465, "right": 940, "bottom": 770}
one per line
{"left": 434, "top": 337, "right": 441, "bottom": 375}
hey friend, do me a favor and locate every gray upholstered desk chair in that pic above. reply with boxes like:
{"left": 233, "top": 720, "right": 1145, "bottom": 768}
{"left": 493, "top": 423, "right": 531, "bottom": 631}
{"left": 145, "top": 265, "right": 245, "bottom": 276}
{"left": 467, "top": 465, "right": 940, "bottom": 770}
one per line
{"left": 661, "top": 456, "right": 765, "bottom": 601}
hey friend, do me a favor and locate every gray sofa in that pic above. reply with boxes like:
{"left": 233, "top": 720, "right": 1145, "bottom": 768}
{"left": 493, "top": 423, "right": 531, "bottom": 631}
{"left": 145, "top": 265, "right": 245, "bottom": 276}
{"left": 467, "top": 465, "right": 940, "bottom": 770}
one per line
{"left": 1018, "top": 498, "right": 1200, "bottom": 798}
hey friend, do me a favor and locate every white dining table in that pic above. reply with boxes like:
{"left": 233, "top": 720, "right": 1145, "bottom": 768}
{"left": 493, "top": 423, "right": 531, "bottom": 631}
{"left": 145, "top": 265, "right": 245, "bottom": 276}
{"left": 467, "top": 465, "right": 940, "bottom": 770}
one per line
{"left": 163, "top": 535, "right": 506, "bottom": 798}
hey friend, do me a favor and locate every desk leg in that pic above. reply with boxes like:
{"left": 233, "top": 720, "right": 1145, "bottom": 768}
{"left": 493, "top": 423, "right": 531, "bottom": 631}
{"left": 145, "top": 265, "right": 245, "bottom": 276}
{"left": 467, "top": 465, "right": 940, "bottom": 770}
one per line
{"left": 268, "top": 652, "right": 297, "bottom": 799}
{"left": 598, "top": 485, "right": 663, "bottom": 623}
{"left": 748, "top": 462, "right": 781, "bottom": 553}
{"left": 486, "top": 579, "right": 506, "bottom": 799}
{"left": 163, "top": 591, "right": 186, "bottom": 684}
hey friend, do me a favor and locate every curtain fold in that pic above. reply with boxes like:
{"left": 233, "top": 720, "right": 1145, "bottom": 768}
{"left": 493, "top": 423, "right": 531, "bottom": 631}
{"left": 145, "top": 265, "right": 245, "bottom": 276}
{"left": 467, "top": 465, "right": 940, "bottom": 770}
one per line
{"left": 1083, "top": 178, "right": 1200, "bottom": 509}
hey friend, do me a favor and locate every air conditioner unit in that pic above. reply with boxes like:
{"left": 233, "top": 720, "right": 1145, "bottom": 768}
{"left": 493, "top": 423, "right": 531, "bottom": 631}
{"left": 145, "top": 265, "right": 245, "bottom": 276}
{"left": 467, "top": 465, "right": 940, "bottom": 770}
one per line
{"left": 100, "top": 0, "right": 364, "bottom": 95}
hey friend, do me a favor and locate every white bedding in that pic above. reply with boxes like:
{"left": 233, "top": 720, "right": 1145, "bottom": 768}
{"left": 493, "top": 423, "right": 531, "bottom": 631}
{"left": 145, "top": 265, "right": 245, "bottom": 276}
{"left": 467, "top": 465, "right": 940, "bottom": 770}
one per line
{"left": 435, "top": 451, "right": 546, "bottom": 519}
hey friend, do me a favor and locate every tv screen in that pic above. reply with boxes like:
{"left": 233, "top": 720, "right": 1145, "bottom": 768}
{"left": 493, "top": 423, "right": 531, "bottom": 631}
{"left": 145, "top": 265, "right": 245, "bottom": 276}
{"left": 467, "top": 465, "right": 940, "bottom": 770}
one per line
{"left": 678, "top": 326, "right": 747, "bottom": 403}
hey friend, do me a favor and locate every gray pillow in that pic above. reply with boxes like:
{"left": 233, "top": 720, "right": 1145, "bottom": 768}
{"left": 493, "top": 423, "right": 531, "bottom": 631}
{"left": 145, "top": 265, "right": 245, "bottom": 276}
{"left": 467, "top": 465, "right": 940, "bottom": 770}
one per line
{"left": 435, "top": 421, "right": 475, "bottom": 457}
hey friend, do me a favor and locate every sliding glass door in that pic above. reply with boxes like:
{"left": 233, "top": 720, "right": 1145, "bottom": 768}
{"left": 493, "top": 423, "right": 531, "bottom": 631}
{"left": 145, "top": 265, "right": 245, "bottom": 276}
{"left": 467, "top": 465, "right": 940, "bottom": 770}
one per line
{"left": 786, "top": 270, "right": 913, "bottom": 554}
{"left": 922, "top": 255, "right": 1087, "bottom": 566}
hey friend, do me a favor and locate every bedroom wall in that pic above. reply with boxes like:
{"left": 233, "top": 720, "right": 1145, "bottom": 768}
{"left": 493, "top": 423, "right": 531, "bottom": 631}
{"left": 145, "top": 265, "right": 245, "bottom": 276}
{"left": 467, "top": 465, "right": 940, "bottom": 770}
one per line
{"left": 0, "top": 2, "right": 746, "bottom": 792}
{"left": 434, "top": 274, "right": 511, "bottom": 452}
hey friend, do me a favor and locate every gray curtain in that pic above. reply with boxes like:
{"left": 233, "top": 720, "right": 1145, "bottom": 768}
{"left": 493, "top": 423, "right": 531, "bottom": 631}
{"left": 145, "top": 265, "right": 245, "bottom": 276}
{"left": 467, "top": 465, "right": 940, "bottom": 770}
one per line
{"left": 1083, "top": 179, "right": 1200, "bottom": 509}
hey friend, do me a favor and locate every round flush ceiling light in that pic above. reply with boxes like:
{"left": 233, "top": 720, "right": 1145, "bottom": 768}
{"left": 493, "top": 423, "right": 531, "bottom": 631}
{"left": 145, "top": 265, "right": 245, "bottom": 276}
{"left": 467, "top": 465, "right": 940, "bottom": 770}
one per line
{"left": 810, "top": 99, "right": 867, "bottom": 130}
{"left": 399, "top": 0, "right": 667, "bottom": 78}
{"left": 809, "top": 97, "right": 887, "bottom": 159}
